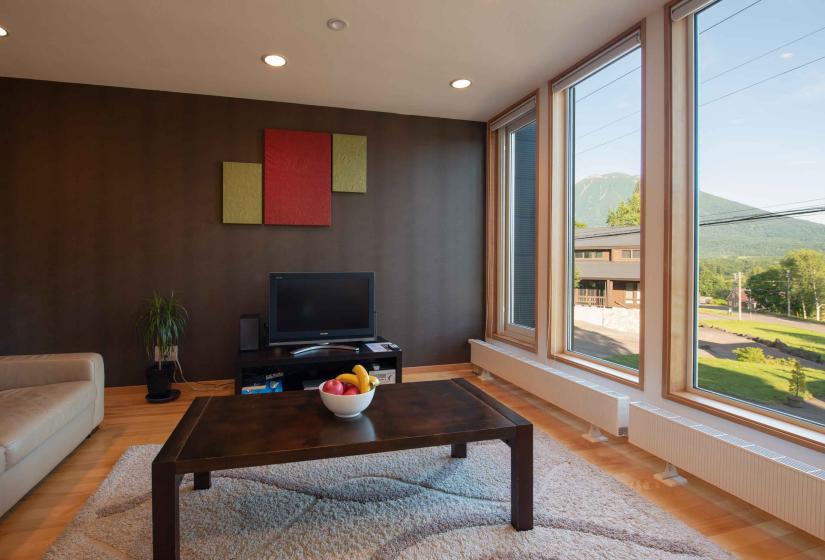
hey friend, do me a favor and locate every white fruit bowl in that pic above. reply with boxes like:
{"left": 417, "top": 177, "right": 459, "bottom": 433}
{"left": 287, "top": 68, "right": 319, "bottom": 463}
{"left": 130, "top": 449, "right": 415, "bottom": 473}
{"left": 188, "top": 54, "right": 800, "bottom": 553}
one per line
{"left": 319, "top": 386, "right": 375, "bottom": 418}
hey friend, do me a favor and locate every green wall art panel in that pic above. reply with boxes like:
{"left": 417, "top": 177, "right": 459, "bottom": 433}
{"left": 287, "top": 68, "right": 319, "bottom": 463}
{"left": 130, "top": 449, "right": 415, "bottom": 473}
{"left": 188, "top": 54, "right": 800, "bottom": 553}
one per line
{"left": 222, "top": 162, "right": 262, "bottom": 224}
{"left": 332, "top": 134, "right": 367, "bottom": 193}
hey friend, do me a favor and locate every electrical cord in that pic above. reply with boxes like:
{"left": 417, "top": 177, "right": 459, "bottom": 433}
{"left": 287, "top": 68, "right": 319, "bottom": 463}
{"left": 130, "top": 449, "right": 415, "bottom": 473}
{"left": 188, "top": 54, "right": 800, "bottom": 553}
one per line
{"left": 172, "top": 358, "right": 234, "bottom": 392}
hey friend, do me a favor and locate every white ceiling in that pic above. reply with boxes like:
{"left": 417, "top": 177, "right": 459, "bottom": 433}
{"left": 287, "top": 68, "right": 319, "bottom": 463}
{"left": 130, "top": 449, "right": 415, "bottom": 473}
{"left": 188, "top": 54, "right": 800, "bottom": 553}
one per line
{"left": 0, "top": 0, "right": 664, "bottom": 121}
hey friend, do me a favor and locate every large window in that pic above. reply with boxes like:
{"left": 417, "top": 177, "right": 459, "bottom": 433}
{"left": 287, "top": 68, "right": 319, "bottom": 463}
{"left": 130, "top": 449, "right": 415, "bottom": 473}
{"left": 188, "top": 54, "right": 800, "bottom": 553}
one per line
{"left": 549, "top": 27, "right": 644, "bottom": 382}
{"left": 486, "top": 96, "right": 538, "bottom": 350}
{"left": 667, "top": 0, "right": 825, "bottom": 446}
{"left": 693, "top": 0, "right": 825, "bottom": 427}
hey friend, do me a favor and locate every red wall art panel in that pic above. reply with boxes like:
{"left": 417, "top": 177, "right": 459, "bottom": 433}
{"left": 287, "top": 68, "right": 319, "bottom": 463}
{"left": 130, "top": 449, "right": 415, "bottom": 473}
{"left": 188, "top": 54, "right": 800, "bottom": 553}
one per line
{"left": 264, "top": 129, "right": 332, "bottom": 226}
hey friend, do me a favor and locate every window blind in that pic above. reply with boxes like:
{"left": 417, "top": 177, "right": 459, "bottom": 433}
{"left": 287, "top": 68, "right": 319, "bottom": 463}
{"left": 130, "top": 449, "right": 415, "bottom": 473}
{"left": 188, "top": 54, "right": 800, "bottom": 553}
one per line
{"left": 552, "top": 31, "right": 641, "bottom": 93}
{"left": 671, "top": 0, "right": 718, "bottom": 21}
{"left": 512, "top": 121, "right": 536, "bottom": 329}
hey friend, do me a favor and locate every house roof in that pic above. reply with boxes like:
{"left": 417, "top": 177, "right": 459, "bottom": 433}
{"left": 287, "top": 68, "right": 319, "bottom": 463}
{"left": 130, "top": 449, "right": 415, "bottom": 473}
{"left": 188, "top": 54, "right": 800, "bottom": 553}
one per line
{"left": 575, "top": 226, "right": 640, "bottom": 250}
{"left": 576, "top": 260, "right": 640, "bottom": 282}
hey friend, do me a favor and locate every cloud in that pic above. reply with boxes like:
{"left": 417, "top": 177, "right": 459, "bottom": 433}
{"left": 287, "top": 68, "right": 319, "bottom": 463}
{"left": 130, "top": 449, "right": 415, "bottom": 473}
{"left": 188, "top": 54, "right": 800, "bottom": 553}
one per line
{"left": 780, "top": 52, "right": 795, "bottom": 59}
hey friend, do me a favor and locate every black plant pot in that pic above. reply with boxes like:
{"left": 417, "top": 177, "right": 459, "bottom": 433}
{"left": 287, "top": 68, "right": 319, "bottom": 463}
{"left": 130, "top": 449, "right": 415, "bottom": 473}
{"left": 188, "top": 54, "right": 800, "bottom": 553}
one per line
{"left": 145, "top": 362, "right": 179, "bottom": 403}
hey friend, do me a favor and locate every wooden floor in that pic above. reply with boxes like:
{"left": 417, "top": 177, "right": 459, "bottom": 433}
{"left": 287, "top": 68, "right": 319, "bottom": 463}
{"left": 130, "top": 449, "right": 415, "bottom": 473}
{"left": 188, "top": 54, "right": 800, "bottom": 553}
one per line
{"left": 1, "top": 367, "right": 823, "bottom": 559}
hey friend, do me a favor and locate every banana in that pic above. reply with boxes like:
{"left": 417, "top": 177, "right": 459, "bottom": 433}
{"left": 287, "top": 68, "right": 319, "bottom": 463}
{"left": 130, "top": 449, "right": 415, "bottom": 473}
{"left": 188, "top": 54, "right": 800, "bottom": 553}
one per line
{"left": 335, "top": 373, "right": 359, "bottom": 386}
{"left": 369, "top": 375, "right": 379, "bottom": 387}
{"left": 352, "top": 364, "right": 370, "bottom": 393}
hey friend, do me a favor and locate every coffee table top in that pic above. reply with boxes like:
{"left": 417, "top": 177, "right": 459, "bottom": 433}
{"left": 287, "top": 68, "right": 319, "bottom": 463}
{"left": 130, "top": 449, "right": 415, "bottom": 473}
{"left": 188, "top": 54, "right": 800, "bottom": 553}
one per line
{"left": 154, "top": 379, "right": 530, "bottom": 473}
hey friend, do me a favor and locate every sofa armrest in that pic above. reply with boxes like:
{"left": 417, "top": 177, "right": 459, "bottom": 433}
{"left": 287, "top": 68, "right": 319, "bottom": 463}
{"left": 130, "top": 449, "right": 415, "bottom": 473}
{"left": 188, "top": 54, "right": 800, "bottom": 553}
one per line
{"left": 0, "top": 353, "right": 105, "bottom": 426}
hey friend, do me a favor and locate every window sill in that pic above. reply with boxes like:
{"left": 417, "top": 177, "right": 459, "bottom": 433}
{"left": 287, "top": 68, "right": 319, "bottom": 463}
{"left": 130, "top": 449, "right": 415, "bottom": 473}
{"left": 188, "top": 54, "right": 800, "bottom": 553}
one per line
{"left": 552, "top": 352, "right": 641, "bottom": 388}
{"left": 489, "top": 331, "right": 537, "bottom": 353}
{"left": 667, "top": 390, "right": 825, "bottom": 452}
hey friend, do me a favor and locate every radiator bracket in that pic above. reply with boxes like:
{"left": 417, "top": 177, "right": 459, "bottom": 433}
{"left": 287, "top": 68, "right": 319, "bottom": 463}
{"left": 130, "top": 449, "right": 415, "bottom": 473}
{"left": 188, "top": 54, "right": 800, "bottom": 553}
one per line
{"left": 654, "top": 462, "right": 688, "bottom": 487}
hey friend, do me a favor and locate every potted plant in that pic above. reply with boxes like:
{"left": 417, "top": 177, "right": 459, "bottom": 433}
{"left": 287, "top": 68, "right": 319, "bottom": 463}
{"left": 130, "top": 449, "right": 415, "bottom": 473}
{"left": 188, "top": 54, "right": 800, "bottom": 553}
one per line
{"left": 787, "top": 359, "right": 806, "bottom": 408}
{"left": 138, "top": 291, "right": 188, "bottom": 402}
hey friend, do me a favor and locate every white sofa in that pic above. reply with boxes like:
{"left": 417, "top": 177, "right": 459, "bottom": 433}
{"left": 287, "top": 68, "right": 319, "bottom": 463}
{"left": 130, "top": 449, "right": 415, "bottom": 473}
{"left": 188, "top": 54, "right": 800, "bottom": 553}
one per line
{"left": 0, "top": 353, "right": 104, "bottom": 517}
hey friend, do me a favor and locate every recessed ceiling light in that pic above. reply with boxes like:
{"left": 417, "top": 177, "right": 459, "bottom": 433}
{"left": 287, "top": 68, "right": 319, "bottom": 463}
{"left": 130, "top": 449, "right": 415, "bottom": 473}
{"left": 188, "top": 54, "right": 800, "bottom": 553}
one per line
{"left": 450, "top": 79, "right": 472, "bottom": 89}
{"left": 262, "top": 54, "right": 287, "bottom": 67}
{"left": 326, "top": 18, "right": 348, "bottom": 31}
{"left": 0, "top": 26, "right": 7, "bottom": 38}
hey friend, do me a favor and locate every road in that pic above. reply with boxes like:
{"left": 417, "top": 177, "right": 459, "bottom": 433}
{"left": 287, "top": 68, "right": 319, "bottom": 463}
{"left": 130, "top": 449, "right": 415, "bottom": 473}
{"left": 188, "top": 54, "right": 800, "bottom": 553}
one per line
{"left": 698, "top": 308, "right": 825, "bottom": 335}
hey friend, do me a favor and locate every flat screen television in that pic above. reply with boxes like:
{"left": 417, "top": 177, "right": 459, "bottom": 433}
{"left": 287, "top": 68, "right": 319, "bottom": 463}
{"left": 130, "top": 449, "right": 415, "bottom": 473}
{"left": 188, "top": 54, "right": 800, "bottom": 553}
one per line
{"left": 267, "top": 272, "right": 375, "bottom": 346}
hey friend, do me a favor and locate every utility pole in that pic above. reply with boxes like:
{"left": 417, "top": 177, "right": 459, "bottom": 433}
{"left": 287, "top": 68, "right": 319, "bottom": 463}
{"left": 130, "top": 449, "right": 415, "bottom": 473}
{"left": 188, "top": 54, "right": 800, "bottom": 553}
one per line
{"left": 737, "top": 272, "right": 742, "bottom": 321}
{"left": 786, "top": 269, "right": 791, "bottom": 317}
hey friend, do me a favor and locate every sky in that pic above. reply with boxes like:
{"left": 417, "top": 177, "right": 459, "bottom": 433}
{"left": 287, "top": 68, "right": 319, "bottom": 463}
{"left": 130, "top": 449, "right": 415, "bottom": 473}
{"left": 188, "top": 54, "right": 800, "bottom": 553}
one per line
{"left": 571, "top": 0, "right": 825, "bottom": 225}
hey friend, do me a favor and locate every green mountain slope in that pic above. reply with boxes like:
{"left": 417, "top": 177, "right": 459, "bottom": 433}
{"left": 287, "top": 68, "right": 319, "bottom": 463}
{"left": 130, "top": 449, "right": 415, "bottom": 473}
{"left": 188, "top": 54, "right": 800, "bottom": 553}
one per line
{"left": 574, "top": 172, "right": 825, "bottom": 258}
{"left": 574, "top": 173, "right": 638, "bottom": 228}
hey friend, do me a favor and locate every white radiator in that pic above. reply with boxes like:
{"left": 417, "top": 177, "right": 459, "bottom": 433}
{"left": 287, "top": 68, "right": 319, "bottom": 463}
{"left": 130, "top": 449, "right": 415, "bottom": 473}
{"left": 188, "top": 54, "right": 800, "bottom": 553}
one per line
{"left": 469, "top": 339, "right": 629, "bottom": 437}
{"left": 630, "top": 401, "right": 825, "bottom": 540}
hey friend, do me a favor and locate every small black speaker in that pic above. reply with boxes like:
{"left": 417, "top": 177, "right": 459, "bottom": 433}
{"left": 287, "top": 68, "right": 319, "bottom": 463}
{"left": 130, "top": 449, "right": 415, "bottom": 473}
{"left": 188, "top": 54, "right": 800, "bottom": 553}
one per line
{"left": 239, "top": 314, "right": 260, "bottom": 351}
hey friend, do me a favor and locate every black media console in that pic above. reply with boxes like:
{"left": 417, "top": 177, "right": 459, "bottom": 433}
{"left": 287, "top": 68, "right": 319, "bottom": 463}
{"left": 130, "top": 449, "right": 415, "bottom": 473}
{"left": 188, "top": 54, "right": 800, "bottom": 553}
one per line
{"left": 235, "top": 337, "right": 402, "bottom": 394}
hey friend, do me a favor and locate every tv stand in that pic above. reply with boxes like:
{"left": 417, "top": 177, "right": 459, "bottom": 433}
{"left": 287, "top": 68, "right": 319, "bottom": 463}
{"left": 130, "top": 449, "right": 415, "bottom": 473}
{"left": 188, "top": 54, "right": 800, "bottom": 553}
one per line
{"left": 290, "top": 343, "right": 360, "bottom": 356}
{"left": 236, "top": 337, "right": 401, "bottom": 394}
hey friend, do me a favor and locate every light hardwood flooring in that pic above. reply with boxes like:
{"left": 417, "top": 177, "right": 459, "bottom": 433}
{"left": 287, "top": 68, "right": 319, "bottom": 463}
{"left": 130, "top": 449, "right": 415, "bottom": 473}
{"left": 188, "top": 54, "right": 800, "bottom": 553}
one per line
{"left": 1, "top": 367, "right": 823, "bottom": 559}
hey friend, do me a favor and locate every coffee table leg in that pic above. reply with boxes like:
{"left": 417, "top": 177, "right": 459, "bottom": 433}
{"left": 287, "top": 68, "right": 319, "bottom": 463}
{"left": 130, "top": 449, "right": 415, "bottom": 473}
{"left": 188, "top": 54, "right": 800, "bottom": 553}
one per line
{"left": 194, "top": 471, "right": 211, "bottom": 490}
{"left": 152, "top": 462, "right": 181, "bottom": 559}
{"left": 510, "top": 424, "right": 533, "bottom": 531}
{"left": 450, "top": 443, "right": 467, "bottom": 458}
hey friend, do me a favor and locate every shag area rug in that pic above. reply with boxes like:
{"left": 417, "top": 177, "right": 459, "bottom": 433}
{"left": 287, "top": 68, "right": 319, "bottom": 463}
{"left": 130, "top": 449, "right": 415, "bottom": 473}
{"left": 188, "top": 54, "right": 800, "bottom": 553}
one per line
{"left": 45, "top": 433, "right": 733, "bottom": 559}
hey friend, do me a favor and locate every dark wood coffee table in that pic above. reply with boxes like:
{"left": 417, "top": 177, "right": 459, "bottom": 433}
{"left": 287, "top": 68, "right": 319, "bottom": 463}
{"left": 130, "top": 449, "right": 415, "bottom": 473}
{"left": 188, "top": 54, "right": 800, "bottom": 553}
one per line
{"left": 151, "top": 379, "right": 533, "bottom": 559}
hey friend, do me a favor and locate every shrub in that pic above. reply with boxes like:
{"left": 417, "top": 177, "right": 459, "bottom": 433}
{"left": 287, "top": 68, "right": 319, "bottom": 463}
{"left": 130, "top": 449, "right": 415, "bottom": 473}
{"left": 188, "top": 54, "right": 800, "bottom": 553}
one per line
{"left": 733, "top": 346, "right": 767, "bottom": 364}
{"left": 788, "top": 360, "right": 807, "bottom": 398}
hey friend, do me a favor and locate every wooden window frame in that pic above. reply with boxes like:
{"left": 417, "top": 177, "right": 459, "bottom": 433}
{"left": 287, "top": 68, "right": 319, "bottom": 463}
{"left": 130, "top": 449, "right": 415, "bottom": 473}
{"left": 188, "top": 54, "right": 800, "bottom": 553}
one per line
{"left": 662, "top": 2, "right": 825, "bottom": 451}
{"left": 547, "top": 22, "right": 646, "bottom": 388}
{"left": 485, "top": 91, "right": 540, "bottom": 352}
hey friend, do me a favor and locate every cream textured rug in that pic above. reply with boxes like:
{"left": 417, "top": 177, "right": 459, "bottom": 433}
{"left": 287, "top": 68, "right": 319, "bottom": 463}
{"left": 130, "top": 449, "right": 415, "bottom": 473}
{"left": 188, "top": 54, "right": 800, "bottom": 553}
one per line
{"left": 45, "top": 433, "right": 733, "bottom": 559}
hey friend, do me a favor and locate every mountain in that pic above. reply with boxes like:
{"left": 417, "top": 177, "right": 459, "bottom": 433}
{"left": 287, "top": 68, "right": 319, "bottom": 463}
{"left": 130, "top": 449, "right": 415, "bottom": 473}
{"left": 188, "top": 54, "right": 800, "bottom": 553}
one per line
{"left": 574, "top": 173, "right": 638, "bottom": 228}
{"left": 574, "top": 172, "right": 825, "bottom": 258}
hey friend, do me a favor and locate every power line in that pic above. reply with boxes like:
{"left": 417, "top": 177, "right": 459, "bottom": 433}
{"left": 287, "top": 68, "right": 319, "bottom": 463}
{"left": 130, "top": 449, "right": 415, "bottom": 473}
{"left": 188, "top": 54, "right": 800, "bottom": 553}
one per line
{"left": 573, "top": 204, "right": 825, "bottom": 240}
{"left": 575, "top": 66, "right": 640, "bottom": 103}
{"left": 568, "top": 6, "right": 818, "bottom": 153}
{"left": 575, "top": 129, "right": 640, "bottom": 156}
{"left": 573, "top": 54, "right": 825, "bottom": 155}
{"left": 699, "top": 0, "right": 764, "bottom": 35}
{"left": 701, "top": 204, "right": 825, "bottom": 226}
{"left": 699, "top": 196, "right": 825, "bottom": 219}
{"left": 700, "top": 54, "right": 825, "bottom": 107}
{"left": 702, "top": 24, "right": 825, "bottom": 83}
{"left": 577, "top": 110, "right": 641, "bottom": 139}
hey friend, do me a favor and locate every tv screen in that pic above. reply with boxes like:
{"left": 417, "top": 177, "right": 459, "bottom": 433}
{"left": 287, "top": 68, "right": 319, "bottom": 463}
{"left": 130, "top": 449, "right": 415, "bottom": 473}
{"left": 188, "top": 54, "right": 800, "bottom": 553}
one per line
{"left": 268, "top": 272, "right": 375, "bottom": 345}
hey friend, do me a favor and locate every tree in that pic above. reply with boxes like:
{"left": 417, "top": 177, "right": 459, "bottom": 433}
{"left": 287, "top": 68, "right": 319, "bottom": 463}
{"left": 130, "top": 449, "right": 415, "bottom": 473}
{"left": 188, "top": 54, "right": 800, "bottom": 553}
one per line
{"left": 698, "top": 265, "right": 731, "bottom": 300}
{"left": 746, "top": 266, "right": 786, "bottom": 313}
{"left": 782, "top": 249, "right": 825, "bottom": 321}
{"left": 606, "top": 182, "right": 641, "bottom": 226}
{"left": 788, "top": 360, "right": 806, "bottom": 398}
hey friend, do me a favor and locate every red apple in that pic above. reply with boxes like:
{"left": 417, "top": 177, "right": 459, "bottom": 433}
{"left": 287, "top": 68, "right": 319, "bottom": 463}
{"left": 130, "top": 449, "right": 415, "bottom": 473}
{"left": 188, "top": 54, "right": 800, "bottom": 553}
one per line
{"left": 322, "top": 379, "right": 344, "bottom": 395}
{"left": 342, "top": 384, "right": 359, "bottom": 396}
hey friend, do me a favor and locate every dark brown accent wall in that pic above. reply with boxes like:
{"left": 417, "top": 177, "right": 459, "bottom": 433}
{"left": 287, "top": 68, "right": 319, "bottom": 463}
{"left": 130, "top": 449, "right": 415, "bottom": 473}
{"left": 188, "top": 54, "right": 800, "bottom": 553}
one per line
{"left": 0, "top": 78, "right": 485, "bottom": 387}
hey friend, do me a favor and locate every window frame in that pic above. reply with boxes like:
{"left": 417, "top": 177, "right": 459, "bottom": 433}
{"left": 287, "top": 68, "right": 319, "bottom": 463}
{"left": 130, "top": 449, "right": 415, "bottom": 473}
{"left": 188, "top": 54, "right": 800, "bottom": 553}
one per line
{"left": 547, "top": 23, "right": 646, "bottom": 388}
{"left": 663, "top": 0, "right": 825, "bottom": 451}
{"left": 485, "top": 92, "right": 540, "bottom": 352}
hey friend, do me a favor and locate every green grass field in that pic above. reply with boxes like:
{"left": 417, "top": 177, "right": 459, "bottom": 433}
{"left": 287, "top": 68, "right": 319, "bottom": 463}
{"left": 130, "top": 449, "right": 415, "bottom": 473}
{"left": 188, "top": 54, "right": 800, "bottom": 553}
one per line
{"left": 604, "top": 354, "right": 640, "bottom": 370}
{"left": 698, "top": 318, "right": 825, "bottom": 361}
{"left": 603, "top": 352, "right": 825, "bottom": 404}
{"left": 698, "top": 357, "right": 825, "bottom": 404}
{"left": 698, "top": 307, "right": 734, "bottom": 318}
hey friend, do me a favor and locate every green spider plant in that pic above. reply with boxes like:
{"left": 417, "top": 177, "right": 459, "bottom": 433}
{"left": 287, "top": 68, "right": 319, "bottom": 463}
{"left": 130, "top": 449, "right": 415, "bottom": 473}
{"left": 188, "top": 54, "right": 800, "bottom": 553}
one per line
{"left": 138, "top": 291, "right": 188, "bottom": 370}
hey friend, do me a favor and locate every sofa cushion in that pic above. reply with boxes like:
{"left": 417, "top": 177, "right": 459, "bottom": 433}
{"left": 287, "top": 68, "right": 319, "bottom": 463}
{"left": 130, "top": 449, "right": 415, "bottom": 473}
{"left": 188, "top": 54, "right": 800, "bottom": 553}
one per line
{"left": 0, "top": 381, "right": 95, "bottom": 470}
